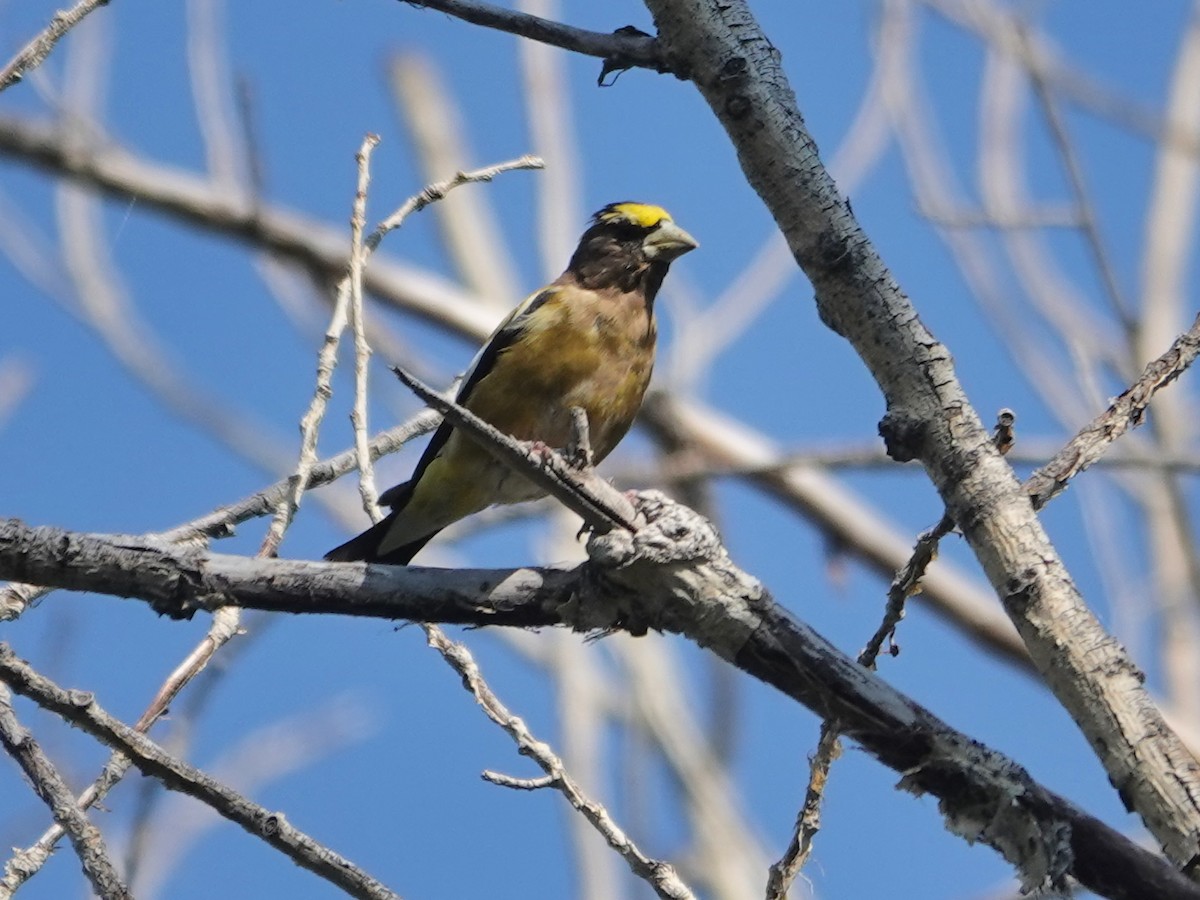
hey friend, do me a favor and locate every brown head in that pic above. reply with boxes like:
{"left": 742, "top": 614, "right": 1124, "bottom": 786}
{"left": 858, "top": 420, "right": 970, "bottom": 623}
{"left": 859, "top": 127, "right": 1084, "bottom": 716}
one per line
{"left": 567, "top": 202, "right": 698, "bottom": 301}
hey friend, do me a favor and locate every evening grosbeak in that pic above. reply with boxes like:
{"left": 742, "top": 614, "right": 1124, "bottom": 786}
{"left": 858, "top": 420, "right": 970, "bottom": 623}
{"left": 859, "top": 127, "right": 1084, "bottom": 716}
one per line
{"left": 325, "top": 202, "right": 697, "bottom": 565}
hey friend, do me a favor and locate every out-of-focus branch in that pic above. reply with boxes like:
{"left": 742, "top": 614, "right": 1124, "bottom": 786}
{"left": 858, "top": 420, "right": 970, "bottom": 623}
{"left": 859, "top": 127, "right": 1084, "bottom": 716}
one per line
{"left": 631, "top": 442, "right": 1200, "bottom": 480}
{"left": 0, "top": 115, "right": 501, "bottom": 337}
{"left": 1018, "top": 25, "right": 1133, "bottom": 332}
{"left": 0, "top": 357, "right": 34, "bottom": 432}
{"left": 387, "top": 53, "right": 520, "bottom": 310}
{"left": 976, "top": 42, "right": 1122, "bottom": 410}
{"left": 922, "top": 0, "right": 1200, "bottom": 156}
{"left": 1132, "top": 2, "right": 1200, "bottom": 727}
{"left": 124, "top": 696, "right": 374, "bottom": 897}
{"left": 615, "top": 636, "right": 769, "bottom": 897}
{"left": 516, "top": 0, "right": 585, "bottom": 279}
{"left": 883, "top": 2, "right": 1105, "bottom": 428}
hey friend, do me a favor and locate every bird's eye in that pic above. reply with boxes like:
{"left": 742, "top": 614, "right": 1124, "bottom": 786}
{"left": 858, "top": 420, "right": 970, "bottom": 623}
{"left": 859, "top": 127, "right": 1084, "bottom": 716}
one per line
{"left": 612, "top": 220, "right": 644, "bottom": 241}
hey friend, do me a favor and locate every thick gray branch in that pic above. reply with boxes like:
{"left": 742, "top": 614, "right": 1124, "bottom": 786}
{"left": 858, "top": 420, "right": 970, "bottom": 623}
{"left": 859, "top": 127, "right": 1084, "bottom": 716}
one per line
{"left": 0, "top": 509, "right": 1195, "bottom": 900}
{"left": 642, "top": 0, "right": 1200, "bottom": 871}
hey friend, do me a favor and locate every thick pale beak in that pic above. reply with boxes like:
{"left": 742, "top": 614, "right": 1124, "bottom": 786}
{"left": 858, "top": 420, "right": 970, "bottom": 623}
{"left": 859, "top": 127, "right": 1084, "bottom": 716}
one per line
{"left": 642, "top": 220, "right": 698, "bottom": 261}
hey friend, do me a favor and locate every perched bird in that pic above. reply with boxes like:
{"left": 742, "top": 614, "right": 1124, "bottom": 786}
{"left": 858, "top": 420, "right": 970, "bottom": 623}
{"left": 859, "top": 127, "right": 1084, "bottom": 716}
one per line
{"left": 325, "top": 201, "right": 697, "bottom": 565}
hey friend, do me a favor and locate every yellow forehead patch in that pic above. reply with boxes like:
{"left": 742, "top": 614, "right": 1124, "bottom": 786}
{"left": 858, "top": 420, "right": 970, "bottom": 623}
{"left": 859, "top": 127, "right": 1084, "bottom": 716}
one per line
{"left": 597, "top": 202, "right": 672, "bottom": 229}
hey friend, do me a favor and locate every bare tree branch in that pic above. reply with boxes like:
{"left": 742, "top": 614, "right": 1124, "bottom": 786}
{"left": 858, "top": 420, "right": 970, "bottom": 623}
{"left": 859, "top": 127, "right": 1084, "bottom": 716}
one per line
{"left": 643, "top": 0, "right": 1200, "bottom": 869}
{"left": 424, "top": 626, "right": 695, "bottom": 900}
{"left": 0, "top": 0, "right": 112, "bottom": 93}
{"left": 0, "top": 648, "right": 401, "bottom": 900}
{"left": 0, "top": 513, "right": 1196, "bottom": 900}
{"left": 399, "top": 0, "right": 665, "bottom": 79}
{"left": 0, "top": 685, "right": 130, "bottom": 900}
{"left": 390, "top": 365, "right": 640, "bottom": 533}
{"left": 1026, "top": 312, "right": 1200, "bottom": 509}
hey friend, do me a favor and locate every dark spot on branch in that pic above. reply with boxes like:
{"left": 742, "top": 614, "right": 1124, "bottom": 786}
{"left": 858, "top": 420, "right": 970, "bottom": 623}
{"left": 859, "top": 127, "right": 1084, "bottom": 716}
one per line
{"left": 813, "top": 228, "right": 853, "bottom": 274}
{"left": 719, "top": 56, "right": 748, "bottom": 81}
{"left": 725, "top": 94, "right": 751, "bottom": 119}
{"left": 598, "top": 25, "right": 658, "bottom": 86}
{"left": 878, "top": 411, "right": 926, "bottom": 463}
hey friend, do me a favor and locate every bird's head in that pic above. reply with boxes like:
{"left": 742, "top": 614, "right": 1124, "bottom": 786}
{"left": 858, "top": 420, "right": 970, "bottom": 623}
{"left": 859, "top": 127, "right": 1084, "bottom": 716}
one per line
{"left": 567, "top": 202, "right": 698, "bottom": 292}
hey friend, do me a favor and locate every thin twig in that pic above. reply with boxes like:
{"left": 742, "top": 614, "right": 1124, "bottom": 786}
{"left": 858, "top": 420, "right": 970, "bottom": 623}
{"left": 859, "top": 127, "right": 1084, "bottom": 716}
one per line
{"left": 0, "top": 685, "right": 131, "bottom": 900}
{"left": 259, "top": 154, "right": 542, "bottom": 557}
{"left": 370, "top": 155, "right": 543, "bottom": 248}
{"left": 349, "top": 135, "right": 383, "bottom": 520}
{"left": 0, "top": 646, "right": 400, "bottom": 900}
{"left": 390, "top": 364, "right": 639, "bottom": 532}
{"left": 481, "top": 771, "right": 555, "bottom": 790}
{"left": 424, "top": 628, "right": 695, "bottom": 900}
{"left": 768, "top": 409, "right": 1015, "bottom": 897}
{"left": 1026, "top": 312, "right": 1200, "bottom": 509}
{"left": 1017, "top": 23, "right": 1134, "bottom": 332}
{"left": 0, "top": 410, "right": 440, "bottom": 622}
{"left": 0, "top": 0, "right": 112, "bottom": 93}
{"left": 387, "top": 53, "right": 521, "bottom": 309}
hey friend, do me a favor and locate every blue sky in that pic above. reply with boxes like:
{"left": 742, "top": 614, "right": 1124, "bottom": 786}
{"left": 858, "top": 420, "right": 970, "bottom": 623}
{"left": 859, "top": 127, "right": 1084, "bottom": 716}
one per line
{"left": 2, "top": 1, "right": 1197, "bottom": 898}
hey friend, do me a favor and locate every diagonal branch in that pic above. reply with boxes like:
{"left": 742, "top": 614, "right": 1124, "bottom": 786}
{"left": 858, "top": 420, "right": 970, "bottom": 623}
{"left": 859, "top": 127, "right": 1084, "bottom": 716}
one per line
{"left": 399, "top": 0, "right": 666, "bottom": 78}
{"left": 0, "top": 513, "right": 1196, "bottom": 900}
{"left": 642, "top": 0, "right": 1200, "bottom": 871}
{"left": 0, "top": 647, "right": 400, "bottom": 900}
{"left": 1026, "top": 311, "right": 1200, "bottom": 509}
{"left": 425, "top": 627, "right": 694, "bottom": 900}
{"left": 0, "top": 0, "right": 113, "bottom": 93}
{"left": 391, "top": 365, "right": 640, "bottom": 532}
{"left": 0, "top": 686, "right": 130, "bottom": 900}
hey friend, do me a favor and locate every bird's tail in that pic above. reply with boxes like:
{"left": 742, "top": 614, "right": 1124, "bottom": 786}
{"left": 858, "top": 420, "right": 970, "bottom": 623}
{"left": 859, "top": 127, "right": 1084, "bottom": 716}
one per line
{"left": 323, "top": 481, "right": 440, "bottom": 564}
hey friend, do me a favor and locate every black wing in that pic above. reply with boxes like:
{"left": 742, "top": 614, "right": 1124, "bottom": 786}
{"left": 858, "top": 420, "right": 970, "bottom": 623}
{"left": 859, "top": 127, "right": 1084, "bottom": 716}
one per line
{"left": 382, "top": 286, "right": 558, "bottom": 507}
